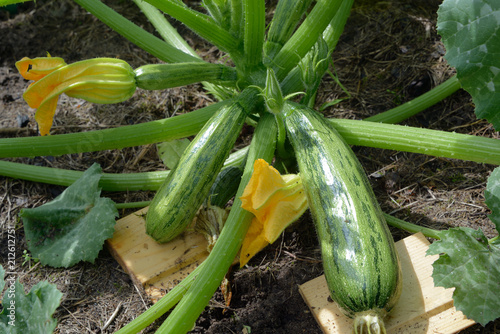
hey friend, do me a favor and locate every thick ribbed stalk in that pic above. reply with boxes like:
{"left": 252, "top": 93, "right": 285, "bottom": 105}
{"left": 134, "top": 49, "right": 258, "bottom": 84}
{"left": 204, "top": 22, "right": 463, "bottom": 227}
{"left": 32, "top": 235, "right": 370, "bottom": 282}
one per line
{"left": 155, "top": 113, "right": 277, "bottom": 334}
{"left": 0, "top": 101, "right": 226, "bottom": 158}
{"left": 73, "top": 0, "right": 199, "bottom": 63}
{"left": 329, "top": 118, "right": 500, "bottom": 165}
{"left": 0, "top": 147, "right": 247, "bottom": 191}
{"left": 242, "top": 0, "right": 265, "bottom": 68}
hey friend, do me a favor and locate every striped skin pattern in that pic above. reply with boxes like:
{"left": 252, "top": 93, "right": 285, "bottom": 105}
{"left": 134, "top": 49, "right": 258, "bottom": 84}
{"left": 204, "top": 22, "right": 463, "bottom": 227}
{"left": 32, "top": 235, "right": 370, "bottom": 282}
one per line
{"left": 284, "top": 101, "right": 402, "bottom": 319}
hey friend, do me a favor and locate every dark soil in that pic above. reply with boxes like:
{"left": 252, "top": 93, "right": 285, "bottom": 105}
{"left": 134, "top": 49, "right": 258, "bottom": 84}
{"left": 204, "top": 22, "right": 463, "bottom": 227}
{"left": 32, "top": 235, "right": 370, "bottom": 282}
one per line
{"left": 1, "top": 1, "right": 499, "bottom": 333}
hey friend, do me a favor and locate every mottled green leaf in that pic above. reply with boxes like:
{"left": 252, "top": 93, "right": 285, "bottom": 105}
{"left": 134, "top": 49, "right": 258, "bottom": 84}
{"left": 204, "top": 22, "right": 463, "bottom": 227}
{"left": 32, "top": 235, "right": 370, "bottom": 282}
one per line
{"left": 437, "top": 0, "right": 500, "bottom": 129}
{"left": 427, "top": 227, "right": 500, "bottom": 325}
{"left": 0, "top": 265, "right": 62, "bottom": 334}
{"left": 20, "top": 163, "right": 118, "bottom": 268}
{"left": 157, "top": 138, "right": 191, "bottom": 169}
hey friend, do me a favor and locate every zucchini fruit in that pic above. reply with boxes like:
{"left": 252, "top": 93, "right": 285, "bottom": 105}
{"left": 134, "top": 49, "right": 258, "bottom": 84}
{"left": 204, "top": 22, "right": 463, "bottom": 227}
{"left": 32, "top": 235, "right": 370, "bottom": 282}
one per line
{"left": 284, "top": 101, "right": 402, "bottom": 334}
{"left": 134, "top": 63, "right": 237, "bottom": 90}
{"left": 146, "top": 90, "right": 256, "bottom": 243}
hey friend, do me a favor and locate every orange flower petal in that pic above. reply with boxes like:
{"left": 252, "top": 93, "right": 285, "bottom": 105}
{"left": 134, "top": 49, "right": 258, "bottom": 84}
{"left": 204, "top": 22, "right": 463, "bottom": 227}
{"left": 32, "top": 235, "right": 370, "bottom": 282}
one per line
{"left": 34, "top": 96, "right": 59, "bottom": 136}
{"left": 239, "top": 159, "right": 308, "bottom": 266}
{"left": 239, "top": 217, "right": 268, "bottom": 267}
{"left": 15, "top": 56, "right": 66, "bottom": 81}
{"left": 240, "top": 159, "right": 286, "bottom": 217}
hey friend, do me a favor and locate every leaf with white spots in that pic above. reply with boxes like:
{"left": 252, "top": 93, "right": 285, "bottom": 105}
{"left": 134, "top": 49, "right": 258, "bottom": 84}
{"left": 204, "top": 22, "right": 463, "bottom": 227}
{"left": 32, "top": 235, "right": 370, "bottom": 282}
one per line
{"left": 437, "top": 0, "right": 500, "bottom": 129}
{"left": 427, "top": 227, "right": 500, "bottom": 326}
{"left": 20, "top": 163, "right": 118, "bottom": 268}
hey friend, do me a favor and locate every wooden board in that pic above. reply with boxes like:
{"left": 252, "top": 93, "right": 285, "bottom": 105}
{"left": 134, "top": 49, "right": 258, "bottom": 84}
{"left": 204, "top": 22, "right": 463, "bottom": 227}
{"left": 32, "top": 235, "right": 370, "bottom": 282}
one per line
{"left": 106, "top": 207, "right": 209, "bottom": 303}
{"left": 298, "top": 232, "right": 476, "bottom": 334}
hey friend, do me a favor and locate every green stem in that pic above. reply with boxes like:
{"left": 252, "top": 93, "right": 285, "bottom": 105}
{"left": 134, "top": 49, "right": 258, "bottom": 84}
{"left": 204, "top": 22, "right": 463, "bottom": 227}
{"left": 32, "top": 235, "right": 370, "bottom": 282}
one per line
{"left": 280, "top": 0, "right": 353, "bottom": 96}
{"left": 114, "top": 201, "right": 150, "bottom": 209}
{"left": 230, "top": 0, "right": 243, "bottom": 40}
{"left": 144, "top": 0, "right": 240, "bottom": 57}
{"left": 155, "top": 113, "right": 277, "bottom": 334}
{"left": 329, "top": 118, "right": 500, "bottom": 165}
{"left": 242, "top": 0, "right": 265, "bottom": 68}
{"left": 0, "top": 101, "right": 226, "bottom": 158}
{"left": 0, "top": 147, "right": 248, "bottom": 191}
{"left": 322, "top": 0, "right": 354, "bottom": 52}
{"left": 365, "top": 76, "right": 462, "bottom": 124}
{"left": 275, "top": 113, "right": 292, "bottom": 159}
{"left": 115, "top": 262, "right": 205, "bottom": 334}
{"left": 73, "top": 0, "right": 199, "bottom": 63}
{"left": 383, "top": 213, "right": 442, "bottom": 240}
{"left": 273, "top": 0, "right": 342, "bottom": 80}
{"left": 266, "top": 0, "right": 313, "bottom": 48}
{"left": 131, "top": 0, "right": 195, "bottom": 56}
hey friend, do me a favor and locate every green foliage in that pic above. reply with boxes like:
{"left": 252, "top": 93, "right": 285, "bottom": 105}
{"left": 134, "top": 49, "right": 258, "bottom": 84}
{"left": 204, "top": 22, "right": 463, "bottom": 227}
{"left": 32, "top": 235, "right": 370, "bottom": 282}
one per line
{"left": 157, "top": 138, "right": 191, "bottom": 169}
{"left": 427, "top": 227, "right": 500, "bottom": 326}
{"left": 485, "top": 167, "right": 500, "bottom": 232}
{"left": 20, "top": 163, "right": 118, "bottom": 267}
{"left": 438, "top": 0, "right": 500, "bottom": 129}
{"left": 0, "top": 265, "right": 63, "bottom": 334}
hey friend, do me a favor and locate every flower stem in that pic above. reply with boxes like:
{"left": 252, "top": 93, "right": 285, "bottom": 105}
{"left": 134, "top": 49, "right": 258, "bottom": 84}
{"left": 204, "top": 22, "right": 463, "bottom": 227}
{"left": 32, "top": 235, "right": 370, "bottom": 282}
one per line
{"left": 0, "top": 101, "right": 226, "bottom": 158}
{"left": 73, "top": 0, "right": 199, "bottom": 63}
{"left": 155, "top": 113, "right": 277, "bottom": 334}
{"left": 365, "top": 76, "right": 462, "bottom": 124}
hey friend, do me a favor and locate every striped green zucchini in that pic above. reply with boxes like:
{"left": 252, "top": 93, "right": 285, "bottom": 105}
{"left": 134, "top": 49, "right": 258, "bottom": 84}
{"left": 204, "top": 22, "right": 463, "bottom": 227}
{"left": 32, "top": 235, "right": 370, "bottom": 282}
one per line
{"left": 146, "top": 89, "right": 256, "bottom": 243}
{"left": 284, "top": 101, "right": 402, "bottom": 334}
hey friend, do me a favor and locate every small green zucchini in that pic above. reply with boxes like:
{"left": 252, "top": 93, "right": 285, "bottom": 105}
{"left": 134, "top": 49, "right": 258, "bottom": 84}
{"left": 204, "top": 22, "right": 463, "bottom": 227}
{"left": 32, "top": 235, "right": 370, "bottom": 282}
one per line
{"left": 134, "top": 62, "right": 237, "bottom": 90}
{"left": 205, "top": 165, "right": 244, "bottom": 208}
{"left": 146, "top": 89, "right": 257, "bottom": 243}
{"left": 284, "top": 101, "right": 402, "bottom": 334}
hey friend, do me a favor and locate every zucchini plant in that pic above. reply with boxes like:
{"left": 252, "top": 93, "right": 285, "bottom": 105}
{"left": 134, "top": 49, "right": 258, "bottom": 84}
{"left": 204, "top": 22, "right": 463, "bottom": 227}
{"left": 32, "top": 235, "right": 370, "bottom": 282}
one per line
{"left": 0, "top": 0, "right": 499, "bottom": 333}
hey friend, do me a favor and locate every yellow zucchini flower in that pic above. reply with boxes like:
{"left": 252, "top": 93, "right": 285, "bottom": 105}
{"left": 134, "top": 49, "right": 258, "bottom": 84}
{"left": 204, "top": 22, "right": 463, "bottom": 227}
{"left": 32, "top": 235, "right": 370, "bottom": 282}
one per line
{"left": 239, "top": 159, "right": 308, "bottom": 266}
{"left": 16, "top": 56, "right": 136, "bottom": 136}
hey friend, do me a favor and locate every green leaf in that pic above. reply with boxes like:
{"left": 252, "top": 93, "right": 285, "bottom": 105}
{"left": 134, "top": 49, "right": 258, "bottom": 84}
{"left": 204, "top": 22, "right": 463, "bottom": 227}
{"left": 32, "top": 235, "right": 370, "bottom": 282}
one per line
{"left": 437, "top": 0, "right": 500, "bottom": 129}
{"left": 0, "top": 0, "right": 32, "bottom": 7}
{"left": 0, "top": 265, "right": 63, "bottom": 334}
{"left": 20, "top": 163, "right": 118, "bottom": 268}
{"left": 157, "top": 138, "right": 191, "bottom": 169}
{"left": 427, "top": 227, "right": 500, "bottom": 325}
{"left": 485, "top": 166, "right": 500, "bottom": 233}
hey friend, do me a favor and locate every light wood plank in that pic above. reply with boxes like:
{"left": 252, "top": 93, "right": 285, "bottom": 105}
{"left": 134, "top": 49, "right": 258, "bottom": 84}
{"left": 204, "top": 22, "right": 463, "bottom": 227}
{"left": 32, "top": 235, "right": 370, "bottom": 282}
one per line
{"left": 298, "top": 233, "right": 475, "bottom": 334}
{"left": 106, "top": 207, "right": 209, "bottom": 302}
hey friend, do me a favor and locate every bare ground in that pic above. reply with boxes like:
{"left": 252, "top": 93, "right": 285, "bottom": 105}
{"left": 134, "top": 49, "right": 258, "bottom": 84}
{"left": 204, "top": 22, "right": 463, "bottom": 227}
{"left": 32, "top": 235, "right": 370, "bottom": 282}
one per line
{"left": 0, "top": 0, "right": 499, "bottom": 333}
